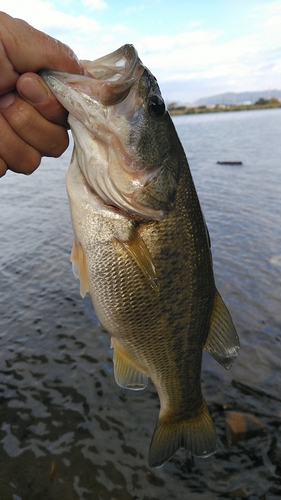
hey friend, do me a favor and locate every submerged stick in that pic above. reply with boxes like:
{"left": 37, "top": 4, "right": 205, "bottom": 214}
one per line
{"left": 232, "top": 380, "right": 281, "bottom": 403}
{"left": 217, "top": 161, "right": 243, "bottom": 165}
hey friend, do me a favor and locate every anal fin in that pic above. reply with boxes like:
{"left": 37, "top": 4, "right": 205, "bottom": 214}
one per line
{"left": 70, "top": 239, "right": 89, "bottom": 298}
{"left": 204, "top": 290, "right": 240, "bottom": 369}
{"left": 111, "top": 338, "right": 148, "bottom": 391}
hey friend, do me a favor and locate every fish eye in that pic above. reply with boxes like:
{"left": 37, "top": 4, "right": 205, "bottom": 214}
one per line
{"left": 148, "top": 95, "right": 166, "bottom": 118}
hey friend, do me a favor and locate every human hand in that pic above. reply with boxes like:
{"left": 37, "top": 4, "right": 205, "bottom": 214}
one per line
{"left": 0, "top": 12, "right": 84, "bottom": 177}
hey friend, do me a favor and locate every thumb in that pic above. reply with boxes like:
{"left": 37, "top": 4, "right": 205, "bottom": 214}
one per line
{"left": 17, "top": 73, "right": 68, "bottom": 127}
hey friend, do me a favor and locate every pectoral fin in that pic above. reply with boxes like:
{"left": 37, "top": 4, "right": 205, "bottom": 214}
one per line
{"left": 114, "top": 226, "right": 159, "bottom": 291}
{"left": 204, "top": 290, "right": 240, "bottom": 369}
{"left": 111, "top": 338, "right": 148, "bottom": 390}
{"left": 70, "top": 239, "right": 89, "bottom": 298}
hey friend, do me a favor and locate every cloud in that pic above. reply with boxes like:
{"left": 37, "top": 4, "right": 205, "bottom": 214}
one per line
{"left": 0, "top": 1, "right": 101, "bottom": 33}
{"left": 82, "top": 0, "right": 107, "bottom": 8}
{"left": 137, "top": 32, "right": 257, "bottom": 79}
{"left": 0, "top": 0, "right": 109, "bottom": 60}
{"left": 141, "top": 30, "right": 221, "bottom": 54}
{"left": 0, "top": 0, "right": 280, "bottom": 101}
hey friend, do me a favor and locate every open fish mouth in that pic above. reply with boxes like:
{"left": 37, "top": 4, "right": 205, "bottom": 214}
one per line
{"left": 44, "top": 44, "right": 144, "bottom": 107}
{"left": 41, "top": 45, "right": 173, "bottom": 221}
{"left": 80, "top": 44, "right": 143, "bottom": 106}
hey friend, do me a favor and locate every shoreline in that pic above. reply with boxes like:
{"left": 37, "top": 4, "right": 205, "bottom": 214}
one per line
{"left": 169, "top": 102, "right": 281, "bottom": 115}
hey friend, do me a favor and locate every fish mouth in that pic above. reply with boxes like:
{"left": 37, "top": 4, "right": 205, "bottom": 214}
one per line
{"left": 41, "top": 44, "right": 144, "bottom": 115}
{"left": 41, "top": 45, "right": 167, "bottom": 221}
{"left": 81, "top": 44, "right": 143, "bottom": 106}
{"left": 44, "top": 45, "right": 144, "bottom": 106}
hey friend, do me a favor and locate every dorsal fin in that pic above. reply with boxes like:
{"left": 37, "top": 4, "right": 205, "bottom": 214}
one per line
{"left": 204, "top": 290, "right": 240, "bottom": 369}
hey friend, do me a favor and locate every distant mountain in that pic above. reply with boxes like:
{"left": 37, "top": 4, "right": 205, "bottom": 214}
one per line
{"left": 194, "top": 89, "right": 281, "bottom": 106}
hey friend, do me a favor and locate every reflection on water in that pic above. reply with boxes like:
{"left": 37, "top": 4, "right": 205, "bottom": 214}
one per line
{"left": 0, "top": 109, "right": 281, "bottom": 498}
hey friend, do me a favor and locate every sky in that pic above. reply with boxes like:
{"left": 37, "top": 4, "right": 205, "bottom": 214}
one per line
{"left": 1, "top": 0, "right": 281, "bottom": 103}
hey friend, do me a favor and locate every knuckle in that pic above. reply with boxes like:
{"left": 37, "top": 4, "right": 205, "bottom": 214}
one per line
{"left": 17, "top": 149, "right": 42, "bottom": 175}
{"left": 44, "top": 130, "right": 69, "bottom": 158}
{"left": 12, "top": 102, "right": 34, "bottom": 129}
{"left": 1, "top": 97, "right": 37, "bottom": 133}
{"left": 0, "top": 158, "right": 8, "bottom": 177}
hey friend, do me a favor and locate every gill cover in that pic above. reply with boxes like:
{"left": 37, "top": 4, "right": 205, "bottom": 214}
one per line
{"left": 41, "top": 45, "right": 181, "bottom": 220}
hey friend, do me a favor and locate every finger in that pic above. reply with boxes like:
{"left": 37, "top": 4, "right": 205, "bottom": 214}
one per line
{"left": 0, "top": 157, "right": 8, "bottom": 178}
{"left": 0, "top": 113, "right": 41, "bottom": 174}
{"left": 0, "top": 92, "right": 69, "bottom": 158}
{"left": 17, "top": 73, "right": 69, "bottom": 127}
{"left": 0, "top": 40, "right": 18, "bottom": 94}
{"left": 0, "top": 12, "right": 83, "bottom": 94}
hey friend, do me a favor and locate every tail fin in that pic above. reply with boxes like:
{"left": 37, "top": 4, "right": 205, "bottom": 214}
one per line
{"left": 148, "top": 399, "right": 217, "bottom": 468}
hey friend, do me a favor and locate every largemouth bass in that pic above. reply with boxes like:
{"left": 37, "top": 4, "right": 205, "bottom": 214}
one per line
{"left": 41, "top": 45, "right": 239, "bottom": 468}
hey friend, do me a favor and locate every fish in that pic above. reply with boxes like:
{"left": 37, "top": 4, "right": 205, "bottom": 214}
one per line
{"left": 41, "top": 44, "right": 240, "bottom": 468}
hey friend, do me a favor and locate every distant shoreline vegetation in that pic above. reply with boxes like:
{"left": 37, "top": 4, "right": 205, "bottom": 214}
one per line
{"left": 168, "top": 97, "right": 281, "bottom": 115}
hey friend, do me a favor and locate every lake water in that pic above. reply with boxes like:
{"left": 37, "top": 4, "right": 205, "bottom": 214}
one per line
{"left": 174, "top": 109, "right": 281, "bottom": 388}
{"left": 0, "top": 108, "right": 281, "bottom": 499}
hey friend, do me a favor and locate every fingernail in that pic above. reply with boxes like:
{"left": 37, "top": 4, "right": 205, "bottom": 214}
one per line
{"left": 0, "top": 92, "right": 15, "bottom": 109}
{"left": 20, "top": 76, "right": 49, "bottom": 104}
